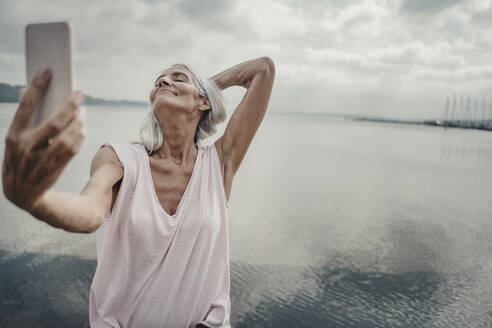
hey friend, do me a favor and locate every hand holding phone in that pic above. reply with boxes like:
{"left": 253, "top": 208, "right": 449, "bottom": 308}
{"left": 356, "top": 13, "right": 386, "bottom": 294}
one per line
{"left": 1, "top": 22, "right": 86, "bottom": 213}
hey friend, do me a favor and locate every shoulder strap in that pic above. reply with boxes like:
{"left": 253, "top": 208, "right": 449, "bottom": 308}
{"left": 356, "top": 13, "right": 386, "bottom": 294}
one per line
{"left": 209, "top": 140, "right": 230, "bottom": 209}
{"left": 98, "top": 142, "right": 140, "bottom": 217}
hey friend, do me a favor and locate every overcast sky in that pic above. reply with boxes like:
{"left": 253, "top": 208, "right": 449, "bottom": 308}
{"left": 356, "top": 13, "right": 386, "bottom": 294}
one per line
{"left": 1, "top": 0, "right": 491, "bottom": 119}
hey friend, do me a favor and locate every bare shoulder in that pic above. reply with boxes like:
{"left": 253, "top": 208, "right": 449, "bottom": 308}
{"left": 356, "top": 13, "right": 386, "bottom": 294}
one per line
{"left": 84, "top": 144, "right": 124, "bottom": 205}
{"left": 90, "top": 144, "right": 123, "bottom": 177}
{"left": 81, "top": 144, "right": 124, "bottom": 224}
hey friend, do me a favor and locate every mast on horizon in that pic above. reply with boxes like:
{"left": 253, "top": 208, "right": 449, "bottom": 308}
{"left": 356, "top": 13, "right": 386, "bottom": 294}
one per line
{"left": 451, "top": 92, "right": 456, "bottom": 124}
{"left": 444, "top": 96, "right": 450, "bottom": 124}
{"left": 442, "top": 93, "right": 492, "bottom": 130}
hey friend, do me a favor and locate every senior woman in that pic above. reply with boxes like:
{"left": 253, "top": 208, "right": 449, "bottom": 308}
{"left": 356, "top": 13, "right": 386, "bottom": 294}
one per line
{"left": 2, "top": 56, "right": 275, "bottom": 327}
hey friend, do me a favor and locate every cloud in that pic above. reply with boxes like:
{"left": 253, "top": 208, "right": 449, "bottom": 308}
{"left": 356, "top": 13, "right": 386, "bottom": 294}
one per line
{"left": 400, "top": 0, "right": 462, "bottom": 14}
{"left": 0, "top": 0, "right": 491, "bottom": 119}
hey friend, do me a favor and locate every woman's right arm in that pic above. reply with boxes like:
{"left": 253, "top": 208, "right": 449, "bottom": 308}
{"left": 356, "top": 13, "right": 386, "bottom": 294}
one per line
{"left": 31, "top": 146, "right": 123, "bottom": 233}
{"left": 1, "top": 67, "right": 123, "bottom": 234}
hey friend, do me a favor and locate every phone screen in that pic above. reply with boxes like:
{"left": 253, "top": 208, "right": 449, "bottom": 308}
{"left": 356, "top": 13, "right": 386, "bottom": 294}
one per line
{"left": 26, "top": 22, "right": 73, "bottom": 126}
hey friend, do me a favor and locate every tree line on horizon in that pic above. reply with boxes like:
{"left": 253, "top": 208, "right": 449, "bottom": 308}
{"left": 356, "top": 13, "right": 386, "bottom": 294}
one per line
{"left": 0, "top": 82, "right": 147, "bottom": 107}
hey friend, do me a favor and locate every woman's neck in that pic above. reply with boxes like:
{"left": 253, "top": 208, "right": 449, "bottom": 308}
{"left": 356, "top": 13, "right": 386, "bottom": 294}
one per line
{"left": 153, "top": 122, "right": 198, "bottom": 165}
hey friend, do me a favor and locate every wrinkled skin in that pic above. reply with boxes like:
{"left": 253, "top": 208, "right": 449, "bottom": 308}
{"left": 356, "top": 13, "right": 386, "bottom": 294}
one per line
{"left": 2, "top": 68, "right": 86, "bottom": 213}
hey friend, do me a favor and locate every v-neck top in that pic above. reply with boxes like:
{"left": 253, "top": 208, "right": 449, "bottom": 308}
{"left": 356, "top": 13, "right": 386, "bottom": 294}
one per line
{"left": 89, "top": 141, "right": 231, "bottom": 328}
{"left": 145, "top": 146, "right": 201, "bottom": 219}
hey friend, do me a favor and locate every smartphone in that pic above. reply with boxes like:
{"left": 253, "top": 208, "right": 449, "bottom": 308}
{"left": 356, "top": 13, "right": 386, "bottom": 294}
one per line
{"left": 26, "top": 21, "right": 73, "bottom": 126}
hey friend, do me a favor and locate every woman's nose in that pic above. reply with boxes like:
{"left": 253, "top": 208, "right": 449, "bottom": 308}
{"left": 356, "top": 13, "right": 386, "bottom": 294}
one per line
{"left": 157, "top": 76, "right": 171, "bottom": 87}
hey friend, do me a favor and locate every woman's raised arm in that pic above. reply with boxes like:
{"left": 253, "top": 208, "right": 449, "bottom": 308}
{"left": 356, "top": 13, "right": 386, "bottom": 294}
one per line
{"left": 210, "top": 56, "right": 275, "bottom": 176}
{"left": 1, "top": 68, "right": 122, "bottom": 233}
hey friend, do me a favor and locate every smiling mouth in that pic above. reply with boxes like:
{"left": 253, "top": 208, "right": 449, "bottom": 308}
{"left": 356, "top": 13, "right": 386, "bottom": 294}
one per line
{"left": 157, "top": 89, "right": 177, "bottom": 96}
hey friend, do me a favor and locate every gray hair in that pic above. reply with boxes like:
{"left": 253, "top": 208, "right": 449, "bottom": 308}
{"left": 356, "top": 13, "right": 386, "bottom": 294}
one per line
{"left": 136, "top": 64, "right": 227, "bottom": 154}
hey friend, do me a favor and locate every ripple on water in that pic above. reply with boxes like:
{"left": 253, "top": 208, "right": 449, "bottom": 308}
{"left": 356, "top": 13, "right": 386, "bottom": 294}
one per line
{"left": 230, "top": 260, "right": 492, "bottom": 328}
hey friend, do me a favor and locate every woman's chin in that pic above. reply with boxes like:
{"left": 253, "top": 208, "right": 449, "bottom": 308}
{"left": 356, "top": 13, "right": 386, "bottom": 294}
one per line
{"left": 153, "top": 95, "right": 173, "bottom": 107}
{"left": 152, "top": 96, "right": 185, "bottom": 114}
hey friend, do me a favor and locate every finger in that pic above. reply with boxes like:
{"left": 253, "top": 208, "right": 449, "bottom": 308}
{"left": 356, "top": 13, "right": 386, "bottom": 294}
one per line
{"left": 1, "top": 144, "right": 16, "bottom": 199}
{"left": 10, "top": 68, "right": 52, "bottom": 134}
{"left": 19, "top": 87, "right": 28, "bottom": 99}
{"left": 30, "top": 91, "right": 85, "bottom": 150}
{"left": 27, "top": 106, "right": 86, "bottom": 182}
{"left": 43, "top": 109, "right": 86, "bottom": 179}
{"left": 17, "top": 92, "right": 83, "bottom": 179}
{"left": 58, "top": 105, "right": 86, "bottom": 152}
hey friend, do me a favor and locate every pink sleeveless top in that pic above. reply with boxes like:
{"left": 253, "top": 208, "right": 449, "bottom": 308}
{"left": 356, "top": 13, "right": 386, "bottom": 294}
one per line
{"left": 89, "top": 141, "right": 231, "bottom": 328}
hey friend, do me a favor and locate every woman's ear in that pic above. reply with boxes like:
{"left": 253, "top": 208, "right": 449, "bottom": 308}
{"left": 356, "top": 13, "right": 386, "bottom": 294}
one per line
{"left": 198, "top": 97, "right": 211, "bottom": 111}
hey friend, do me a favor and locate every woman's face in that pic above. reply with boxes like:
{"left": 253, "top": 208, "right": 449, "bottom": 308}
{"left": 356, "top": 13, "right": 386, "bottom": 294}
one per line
{"left": 149, "top": 65, "right": 202, "bottom": 116}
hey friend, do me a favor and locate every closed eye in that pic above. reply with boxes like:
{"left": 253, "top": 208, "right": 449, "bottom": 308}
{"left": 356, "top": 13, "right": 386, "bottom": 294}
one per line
{"left": 154, "top": 79, "right": 185, "bottom": 87}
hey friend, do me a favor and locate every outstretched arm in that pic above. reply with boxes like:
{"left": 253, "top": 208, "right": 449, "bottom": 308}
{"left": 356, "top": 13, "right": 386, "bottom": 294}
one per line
{"left": 210, "top": 56, "right": 275, "bottom": 177}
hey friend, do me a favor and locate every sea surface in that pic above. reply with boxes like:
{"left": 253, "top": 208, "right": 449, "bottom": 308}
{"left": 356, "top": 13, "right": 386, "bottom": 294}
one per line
{"left": 0, "top": 103, "right": 491, "bottom": 327}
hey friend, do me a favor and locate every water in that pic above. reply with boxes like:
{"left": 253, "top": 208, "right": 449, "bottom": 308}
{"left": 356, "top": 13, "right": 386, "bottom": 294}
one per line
{"left": 1, "top": 103, "right": 491, "bottom": 327}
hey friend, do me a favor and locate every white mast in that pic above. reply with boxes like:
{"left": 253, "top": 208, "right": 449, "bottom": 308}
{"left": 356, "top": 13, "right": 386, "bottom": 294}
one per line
{"left": 451, "top": 92, "right": 456, "bottom": 124}
{"left": 444, "top": 96, "right": 449, "bottom": 124}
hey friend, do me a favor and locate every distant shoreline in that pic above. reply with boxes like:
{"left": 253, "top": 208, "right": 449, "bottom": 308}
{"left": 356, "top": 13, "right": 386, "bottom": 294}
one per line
{"left": 0, "top": 82, "right": 148, "bottom": 107}
{"left": 270, "top": 112, "right": 492, "bottom": 132}
{"left": 349, "top": 116, "right": 492, "bottom": 132}
{"left": 2, "top": 81, "right": 490, "bottom": 131}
